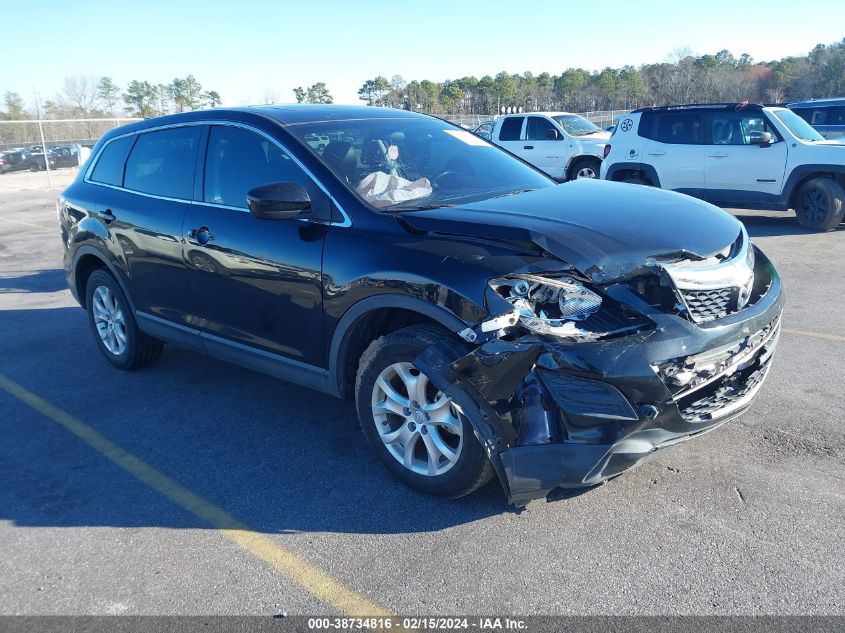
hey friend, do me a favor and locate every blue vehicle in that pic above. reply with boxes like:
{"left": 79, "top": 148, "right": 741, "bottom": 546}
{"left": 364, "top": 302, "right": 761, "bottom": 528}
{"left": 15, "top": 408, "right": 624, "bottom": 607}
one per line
{"left": 789, "top": 98, "right": 845, "bottom": 141}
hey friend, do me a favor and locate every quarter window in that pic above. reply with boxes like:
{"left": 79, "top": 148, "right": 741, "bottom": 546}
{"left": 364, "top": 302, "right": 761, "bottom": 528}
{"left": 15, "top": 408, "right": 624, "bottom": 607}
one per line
{"left": 498, "top": 117, "right": 524, "bottom": 141}
{"left": 124, "top": 127, "right": 201, "bottom": 199}
{"left": 203, "top": 125, "right": 311, "bottom": 208}
{"left": 90, "top": 135, "right": 135, "bottom": 186}
{"left": 525, "top": 117, "right": 558, "bottom": 141}
{"left": 656, "top": 113, "right": 702, "bottom": 144}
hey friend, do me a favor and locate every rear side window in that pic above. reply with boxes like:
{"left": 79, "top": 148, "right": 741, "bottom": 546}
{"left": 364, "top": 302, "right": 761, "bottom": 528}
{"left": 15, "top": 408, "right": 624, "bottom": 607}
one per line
{"left": 90, "top": 135, "right": 134, "bottom": 186}
{"left": 652, "top": 113, "right": 702, "bottom": 144}
{"left": 124, "top": 127, "right": 201, "bottom": 199}
{"left": 801, "top": 106, "right": 845, "bottom": 125}
{"left": 525, "top": 116, "right": 558, "bottom": 140}
{"left": 498, "top": 117, "right": 524, "bottom": 141}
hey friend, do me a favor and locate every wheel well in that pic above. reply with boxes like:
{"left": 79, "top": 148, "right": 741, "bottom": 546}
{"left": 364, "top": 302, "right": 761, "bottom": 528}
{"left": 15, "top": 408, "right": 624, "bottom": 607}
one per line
{"left": 567, "top": 155, "right": 600, "bottom": 179}
{"left": 610, "top": 168, "right": 653, "bottom": 185}
{"left": 788, "top": 172, "right": 845, "bottom": 208}
{"left": 74, "top": 254, "right": 108, "bottom": 308}
{"left": 335, "top": 308, "right": 445, "bottom": 400}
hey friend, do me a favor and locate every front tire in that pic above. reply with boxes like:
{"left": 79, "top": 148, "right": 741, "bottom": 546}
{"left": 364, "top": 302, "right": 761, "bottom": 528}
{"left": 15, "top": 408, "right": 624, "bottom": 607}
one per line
{"left": 570, "top": 157, "right": 600, "bottom": 180}
{"left": 794, "top": 178, "right": 845, "bottom": 231}
{"left": 85, "top": 269, "right": 163, "bottom": 370}
{"left": 355, "top": 325, "right": 493, "bottom": 498}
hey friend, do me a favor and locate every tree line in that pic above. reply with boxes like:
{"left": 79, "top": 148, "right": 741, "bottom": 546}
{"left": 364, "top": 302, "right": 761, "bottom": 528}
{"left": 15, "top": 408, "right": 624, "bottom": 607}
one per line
{"left": 354, "top": 39, "right": 845, "bottom": 115}
{"left": 2, "top": 39, "right": 844, "bottom": 123}
{"left": 0, "top": 75, "right": 221, "bottom": 121}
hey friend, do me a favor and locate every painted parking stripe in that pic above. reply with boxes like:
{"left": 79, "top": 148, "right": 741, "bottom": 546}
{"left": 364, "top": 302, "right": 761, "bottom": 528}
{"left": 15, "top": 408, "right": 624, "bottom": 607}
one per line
{"left": 783, "top": 327, "right": 845, "bottom": 343}
{"left": 0, "top": 216, "right": 52, "bottom": 230}
{"left": 0, "top": 372, "right": 391, "bottom": 617}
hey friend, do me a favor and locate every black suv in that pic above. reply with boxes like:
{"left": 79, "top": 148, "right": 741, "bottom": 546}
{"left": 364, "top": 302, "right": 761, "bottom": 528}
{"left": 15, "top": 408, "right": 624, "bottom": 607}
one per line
{"left": 60, "top": 106, "right": 783, "bottom": 505}
{"left": 0, "top": 149, "right": 33, "bottom": 174}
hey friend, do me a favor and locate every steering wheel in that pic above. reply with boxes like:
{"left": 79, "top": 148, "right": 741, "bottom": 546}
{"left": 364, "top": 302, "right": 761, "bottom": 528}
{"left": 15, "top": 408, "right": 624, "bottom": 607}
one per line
{"left": 432, "top": 170, "right": 460, "bottom": 190}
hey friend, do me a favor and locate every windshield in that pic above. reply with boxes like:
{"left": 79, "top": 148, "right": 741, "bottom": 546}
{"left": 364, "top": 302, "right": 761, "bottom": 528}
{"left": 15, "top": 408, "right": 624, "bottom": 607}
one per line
{"left": 772, "top": 109, "right": 824, "bottom": 142}
{"left": 551, "top": 114, "right": 600, "bottom": 136}
{"left": 287, "top": 117, "right": 552, "bottom": 210}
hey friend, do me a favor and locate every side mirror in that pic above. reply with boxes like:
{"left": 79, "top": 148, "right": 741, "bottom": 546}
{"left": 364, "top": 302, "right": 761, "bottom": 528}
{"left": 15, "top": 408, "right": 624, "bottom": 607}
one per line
{"left": 545, "top": 128, "right": 560, "bottom": 140}
{"left": 750, "top": 131, "right": 773, "bottom": 146}
{"left": 247, "top": 182, "right": 311, "bottom": 220}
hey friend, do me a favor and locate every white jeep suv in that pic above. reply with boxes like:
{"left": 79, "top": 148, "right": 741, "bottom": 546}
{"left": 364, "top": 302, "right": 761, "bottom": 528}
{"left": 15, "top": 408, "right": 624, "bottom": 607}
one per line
{"left": 600, "top": 103, "right": 845, "bottom": 231}
{"left": 488, "top": 112, "right": 610, "bottom": 181}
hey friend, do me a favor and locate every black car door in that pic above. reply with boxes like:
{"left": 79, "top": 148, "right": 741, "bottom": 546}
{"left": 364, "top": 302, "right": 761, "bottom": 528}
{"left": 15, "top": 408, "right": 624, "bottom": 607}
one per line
{"left": 183, "top": 123, "right": 329, "bottom": 368}
{"left": 97, "top": 126, "right": 200, "bottom": 325}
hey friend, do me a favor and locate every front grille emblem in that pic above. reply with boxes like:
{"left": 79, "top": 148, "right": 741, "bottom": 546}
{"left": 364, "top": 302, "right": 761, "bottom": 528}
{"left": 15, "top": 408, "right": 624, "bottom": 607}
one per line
{"left": 662, "top": 228, "right": 755, "bottom": 323}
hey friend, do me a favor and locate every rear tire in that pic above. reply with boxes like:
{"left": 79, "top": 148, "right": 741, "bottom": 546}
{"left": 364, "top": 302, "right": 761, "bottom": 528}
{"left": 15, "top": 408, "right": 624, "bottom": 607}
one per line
{"left": 85, "top": 269, "right": 163, "bottom": 370}
{"left": 355, "top": 324, "right": 493, "bottom": 499}
{"left": 794, "top": 178, "right": 845, "bottom": 231}
{"left": 570, "top": 157, "right": 600, "bottom": 180}
{"left": 620, "top": 174, "right": 650, "bottom": 186}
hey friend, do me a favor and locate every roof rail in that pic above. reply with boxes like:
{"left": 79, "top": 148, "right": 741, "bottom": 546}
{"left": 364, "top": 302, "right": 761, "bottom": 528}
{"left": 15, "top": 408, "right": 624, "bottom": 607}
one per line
{"left": 632, "top": 102, "right": 765, "bottom": 113}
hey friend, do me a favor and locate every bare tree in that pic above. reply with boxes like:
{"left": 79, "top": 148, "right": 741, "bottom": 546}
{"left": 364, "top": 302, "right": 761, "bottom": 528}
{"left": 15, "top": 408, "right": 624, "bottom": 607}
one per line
{"left": 60, "top": 76, "right": 101, "bottom": 118}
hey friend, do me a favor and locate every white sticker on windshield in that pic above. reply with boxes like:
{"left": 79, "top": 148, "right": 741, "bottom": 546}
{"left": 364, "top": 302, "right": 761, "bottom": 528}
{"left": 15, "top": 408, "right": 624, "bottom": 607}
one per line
{"left": 444, "top": 129, "right": 490, "bottom": 146}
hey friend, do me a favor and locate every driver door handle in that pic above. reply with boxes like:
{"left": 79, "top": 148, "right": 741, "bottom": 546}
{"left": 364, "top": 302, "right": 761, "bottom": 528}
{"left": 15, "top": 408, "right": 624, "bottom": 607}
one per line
{"left": 523, "top": 145, "right": 534, "bottom": 150}
{"left": 708, "top": 152, "right": 729, "bottom": 158}
{"left": 97, "top": 209, "right": 116, "bottom": 223}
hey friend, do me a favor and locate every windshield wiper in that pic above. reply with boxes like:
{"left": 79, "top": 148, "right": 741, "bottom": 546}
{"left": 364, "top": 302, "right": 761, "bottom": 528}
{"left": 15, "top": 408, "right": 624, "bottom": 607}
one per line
{"left": 385, "top": 201, "right": 454, "bottom": 212}
{"left": 490, "top": 188, "right": 537, "bottom": 199}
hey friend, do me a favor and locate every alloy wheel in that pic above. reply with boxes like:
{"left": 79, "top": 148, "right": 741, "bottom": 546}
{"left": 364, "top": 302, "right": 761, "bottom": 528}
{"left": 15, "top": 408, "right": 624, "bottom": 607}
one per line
{"left": 576, "top": 166, "right": 598, "bottom": 179}
{"left": 798, "top": 188, "right": 827, "bottom": 225}
{"left": 371, "top": 362, "right": 463, "bottom": 476}
{"left": 92, "top": 285, "right": 128, "bottom": 356}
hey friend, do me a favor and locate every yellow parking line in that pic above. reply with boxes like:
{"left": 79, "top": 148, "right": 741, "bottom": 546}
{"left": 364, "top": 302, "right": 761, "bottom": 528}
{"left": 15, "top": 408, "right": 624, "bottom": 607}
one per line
{"left": 0, "top": 216, "right": 52, "bottom": 230}
{"left": 0, "top": 372, "right": 390, "bottom": 617}
{"left": 783, "top": 327, "right": 845, "bottom": 343}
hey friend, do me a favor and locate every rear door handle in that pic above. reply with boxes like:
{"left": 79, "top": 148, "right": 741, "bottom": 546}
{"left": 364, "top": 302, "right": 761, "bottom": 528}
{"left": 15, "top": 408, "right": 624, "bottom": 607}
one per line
{"left": 189, "top": 226, "right": 215, "bottom": 245}
{"left": 708, "top": 153, "right": 729, "bottom": 158}
{"left": 647, "top": 151, "right": 666, "bottom": 156}
{"left": 523, "top": 145, "right": 534, "bottom": 150}
{"left": 97, "top": 209, "right": 116, "bottom": 223}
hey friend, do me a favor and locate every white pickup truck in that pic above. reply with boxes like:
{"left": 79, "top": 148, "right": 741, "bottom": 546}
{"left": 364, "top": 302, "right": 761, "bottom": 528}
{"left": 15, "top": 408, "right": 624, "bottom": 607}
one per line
{"left": 479, "top": 112, "right": 610, "bottom": 181}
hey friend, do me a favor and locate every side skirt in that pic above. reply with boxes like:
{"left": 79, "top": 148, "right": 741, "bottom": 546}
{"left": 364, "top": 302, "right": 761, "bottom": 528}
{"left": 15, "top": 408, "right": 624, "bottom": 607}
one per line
{"left": 136, "top": 312, "right": 332, "bottom": 394}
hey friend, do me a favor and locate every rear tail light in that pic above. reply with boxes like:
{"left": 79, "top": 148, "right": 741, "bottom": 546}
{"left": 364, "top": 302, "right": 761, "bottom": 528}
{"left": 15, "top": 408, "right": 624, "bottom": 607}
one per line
{"left": 603, "top": 144, "right": 611, "bottom": 159}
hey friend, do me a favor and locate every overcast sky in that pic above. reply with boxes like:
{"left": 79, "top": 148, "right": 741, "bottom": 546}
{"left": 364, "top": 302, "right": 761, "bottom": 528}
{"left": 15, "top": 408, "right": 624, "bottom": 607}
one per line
{"left": 4, "top": 0, "right": 845, "bottom": 108}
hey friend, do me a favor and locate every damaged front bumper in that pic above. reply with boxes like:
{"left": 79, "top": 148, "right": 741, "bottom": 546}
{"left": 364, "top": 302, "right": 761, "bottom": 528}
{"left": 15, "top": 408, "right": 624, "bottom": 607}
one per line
{"left": 415, "top": 253, "right": 784, "bottom": 506}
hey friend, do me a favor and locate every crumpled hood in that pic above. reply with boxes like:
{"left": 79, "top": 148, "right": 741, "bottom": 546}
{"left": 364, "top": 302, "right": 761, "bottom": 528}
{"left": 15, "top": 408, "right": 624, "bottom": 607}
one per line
{"left": 399, "top": 179, "right": 744, "bottom": 283}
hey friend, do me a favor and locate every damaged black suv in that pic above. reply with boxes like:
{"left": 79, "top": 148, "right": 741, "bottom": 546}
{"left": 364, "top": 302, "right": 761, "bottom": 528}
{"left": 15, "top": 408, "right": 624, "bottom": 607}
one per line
{"left": 60, "top": 106, "right": 783, "bottom": 505}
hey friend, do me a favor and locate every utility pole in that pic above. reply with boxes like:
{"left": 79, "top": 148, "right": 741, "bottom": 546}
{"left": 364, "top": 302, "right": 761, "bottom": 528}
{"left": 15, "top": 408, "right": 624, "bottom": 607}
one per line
{"left": 33, "top": 92, "right": 53, "bottom": 188}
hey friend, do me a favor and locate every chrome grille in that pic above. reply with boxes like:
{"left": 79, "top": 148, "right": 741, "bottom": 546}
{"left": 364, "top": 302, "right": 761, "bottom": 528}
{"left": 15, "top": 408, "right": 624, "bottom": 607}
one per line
{"left": 675, "top": 320, "right": 780, "bottom": 424}
{"left": 679, "top": 287, "right": 737, "bottom": 323}
{"left": 680, "top": 365, "right": 768, "bottom": 424}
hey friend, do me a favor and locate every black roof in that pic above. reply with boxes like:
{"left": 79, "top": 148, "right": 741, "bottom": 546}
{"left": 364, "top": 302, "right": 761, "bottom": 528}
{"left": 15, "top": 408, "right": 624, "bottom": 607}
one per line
{"left": 247, "top": 104, "right": 422, "bottom": 125}
{"left": 120, "top": 105, "right": 423, "bottom": 132}
{"left": 96, "top": 104, "right": 434, "bottom": 147}
{"left": 788, "top": 97, "right": 845, "bottom": 108}
{"left": 632, "top": 103, "right": 766, "bottom": 114}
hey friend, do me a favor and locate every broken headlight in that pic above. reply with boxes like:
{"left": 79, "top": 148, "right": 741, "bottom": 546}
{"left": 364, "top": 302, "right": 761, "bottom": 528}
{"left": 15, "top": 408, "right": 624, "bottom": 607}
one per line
{"left": 489, "top": 274, "right": 602, "bottom": 336}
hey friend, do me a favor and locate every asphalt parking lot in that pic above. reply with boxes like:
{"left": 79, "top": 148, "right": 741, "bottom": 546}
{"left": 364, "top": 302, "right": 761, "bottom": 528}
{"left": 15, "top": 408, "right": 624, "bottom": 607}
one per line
{"left": 0, "top": 175, "right": 843, "bottom": 616}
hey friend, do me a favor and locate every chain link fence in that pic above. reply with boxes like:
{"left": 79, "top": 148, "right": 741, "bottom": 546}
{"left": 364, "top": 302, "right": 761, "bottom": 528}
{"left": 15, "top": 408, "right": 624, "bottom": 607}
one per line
{"left": 443, "top": 109, "right": 631, "bottom": 131}
{"left": 0, "top": 118, "right": 140, "bottom": 191}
